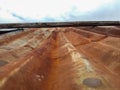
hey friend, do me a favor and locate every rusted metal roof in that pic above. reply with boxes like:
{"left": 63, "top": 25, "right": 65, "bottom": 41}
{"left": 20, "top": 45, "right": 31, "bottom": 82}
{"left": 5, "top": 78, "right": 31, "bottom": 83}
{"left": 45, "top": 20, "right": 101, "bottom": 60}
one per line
{"left": 0, "top": 26, "right": 119, "bottom": 90}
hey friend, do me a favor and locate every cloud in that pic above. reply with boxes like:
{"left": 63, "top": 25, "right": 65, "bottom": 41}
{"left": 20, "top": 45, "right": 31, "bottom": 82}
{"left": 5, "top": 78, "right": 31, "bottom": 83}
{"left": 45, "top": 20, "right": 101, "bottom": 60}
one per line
{"left": 0, "top": 8, "right": 24, "bottom": 23}
{"left": 0, "top": 0, "right": 119, "bottom": 23}
{"left": 48, "top": 0, "right": 120, "bottom": 21}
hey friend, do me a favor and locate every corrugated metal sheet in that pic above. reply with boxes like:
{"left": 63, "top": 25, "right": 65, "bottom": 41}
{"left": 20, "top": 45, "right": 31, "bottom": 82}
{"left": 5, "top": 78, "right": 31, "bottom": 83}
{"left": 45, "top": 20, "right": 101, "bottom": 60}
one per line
{"left": 0, "top": 27, "right": 119, "bottom": 90}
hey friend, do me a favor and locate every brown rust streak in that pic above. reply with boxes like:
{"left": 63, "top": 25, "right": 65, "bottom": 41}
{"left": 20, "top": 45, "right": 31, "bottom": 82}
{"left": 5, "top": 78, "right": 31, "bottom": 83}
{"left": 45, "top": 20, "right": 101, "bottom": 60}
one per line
{"left": 0, "top": 27, "right": 119, "bottom": 90}
{"left": 0, "top": 32, "right": 55, "bottom": 90}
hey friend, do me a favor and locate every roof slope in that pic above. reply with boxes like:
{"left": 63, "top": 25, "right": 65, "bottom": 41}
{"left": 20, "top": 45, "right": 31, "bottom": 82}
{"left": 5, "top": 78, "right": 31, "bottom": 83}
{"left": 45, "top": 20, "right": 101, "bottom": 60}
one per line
{"left": 0, "top": 27, "right": 119, "bottom": 90}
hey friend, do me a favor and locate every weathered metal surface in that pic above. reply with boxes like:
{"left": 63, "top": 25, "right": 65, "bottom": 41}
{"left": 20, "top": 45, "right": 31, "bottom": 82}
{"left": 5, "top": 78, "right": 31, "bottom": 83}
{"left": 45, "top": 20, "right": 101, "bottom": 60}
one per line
{"left": 0, "top": 27, "right": 119, "bottom": 90}
{"left": 0, "top": 21, "right": 120, "bottom": 28}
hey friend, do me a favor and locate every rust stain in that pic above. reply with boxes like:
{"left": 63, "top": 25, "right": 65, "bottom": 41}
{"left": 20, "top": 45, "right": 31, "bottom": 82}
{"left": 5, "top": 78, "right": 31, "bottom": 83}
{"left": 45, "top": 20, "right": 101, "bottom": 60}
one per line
{"left": 0, "top": 27, "right": 119, "bottom": 90}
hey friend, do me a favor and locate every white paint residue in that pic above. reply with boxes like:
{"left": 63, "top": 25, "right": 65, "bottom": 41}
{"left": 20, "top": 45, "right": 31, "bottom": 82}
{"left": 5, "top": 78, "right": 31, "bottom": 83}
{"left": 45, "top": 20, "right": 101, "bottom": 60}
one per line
{"left": 61, "top": 32, "right": 93, "bottom": 72}
{"left": 35, "top": 74, "right": 44, "bottom": 82}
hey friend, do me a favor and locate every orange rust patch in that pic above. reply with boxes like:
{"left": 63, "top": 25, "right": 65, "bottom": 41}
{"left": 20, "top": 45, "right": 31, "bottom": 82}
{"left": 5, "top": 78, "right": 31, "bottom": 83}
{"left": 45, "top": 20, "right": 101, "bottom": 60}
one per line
{"left": 0, "top": 27, "right": 119, "bottom": 90}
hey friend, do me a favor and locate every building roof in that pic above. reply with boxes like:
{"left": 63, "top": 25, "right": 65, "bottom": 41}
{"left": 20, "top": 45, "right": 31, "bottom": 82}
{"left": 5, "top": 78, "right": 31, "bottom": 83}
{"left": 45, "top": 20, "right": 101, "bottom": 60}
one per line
{"left": 0, "top": 26, "right": 119, "bottom": 90}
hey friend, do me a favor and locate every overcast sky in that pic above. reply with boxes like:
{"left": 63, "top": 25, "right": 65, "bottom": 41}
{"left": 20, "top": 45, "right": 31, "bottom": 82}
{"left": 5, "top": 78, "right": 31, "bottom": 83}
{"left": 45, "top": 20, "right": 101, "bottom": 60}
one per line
{"left": 0, "top": 0, "right": 120, "bottom": 23}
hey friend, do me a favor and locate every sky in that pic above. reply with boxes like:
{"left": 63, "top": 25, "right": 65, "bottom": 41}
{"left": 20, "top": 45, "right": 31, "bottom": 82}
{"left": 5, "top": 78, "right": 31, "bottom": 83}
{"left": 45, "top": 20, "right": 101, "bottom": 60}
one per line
{"left": 0, "top": 0, "right": 120, "bottom": 23}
